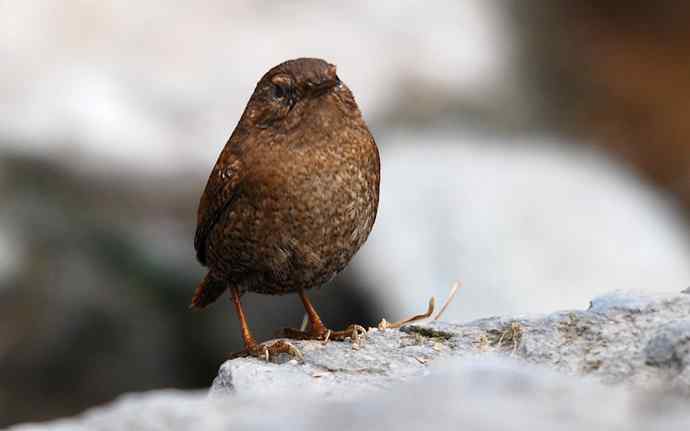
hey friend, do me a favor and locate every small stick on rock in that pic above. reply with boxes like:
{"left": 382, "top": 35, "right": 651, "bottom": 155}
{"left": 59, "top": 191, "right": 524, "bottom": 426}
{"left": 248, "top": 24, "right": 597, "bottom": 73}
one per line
{"left": 378, "top": 297, "right": 436, "bottom": 330}
{"left": 434, "top": 281, "right": 461, "bottom": 321}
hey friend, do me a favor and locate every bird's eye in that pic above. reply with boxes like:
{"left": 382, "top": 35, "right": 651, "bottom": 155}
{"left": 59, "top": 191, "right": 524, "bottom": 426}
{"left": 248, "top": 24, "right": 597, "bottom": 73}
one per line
{"left": 272, "top": 84, "right": 287, "bottom": 99}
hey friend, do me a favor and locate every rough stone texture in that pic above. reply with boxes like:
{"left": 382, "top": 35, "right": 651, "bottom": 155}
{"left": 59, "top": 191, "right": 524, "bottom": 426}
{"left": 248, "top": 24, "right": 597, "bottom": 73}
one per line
{"left": 211, "top": 290, "right": 690, "bottom": 396}
{"left": 10, "top": 291, "right": 690, "bottom": 431}
{"left": 210, "top": 326, "right": 452, "bottom": 401}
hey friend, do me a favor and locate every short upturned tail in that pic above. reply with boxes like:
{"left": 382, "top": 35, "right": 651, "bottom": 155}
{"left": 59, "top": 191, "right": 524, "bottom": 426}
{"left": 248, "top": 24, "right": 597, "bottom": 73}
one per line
{"left": 190, "top": 273, "right": 228, "bottom": 309}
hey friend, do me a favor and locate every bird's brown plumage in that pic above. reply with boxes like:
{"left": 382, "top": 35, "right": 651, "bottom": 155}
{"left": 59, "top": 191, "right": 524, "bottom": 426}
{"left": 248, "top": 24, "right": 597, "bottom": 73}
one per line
{"left": 191, "top": 58, "right": 380, "bottom": 309}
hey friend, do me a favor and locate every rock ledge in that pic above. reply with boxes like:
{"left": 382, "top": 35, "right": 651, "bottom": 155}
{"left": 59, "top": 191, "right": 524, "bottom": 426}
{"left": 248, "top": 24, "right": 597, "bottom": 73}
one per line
{"left": 11, "top": 290, "right": 690, "bottom": 431}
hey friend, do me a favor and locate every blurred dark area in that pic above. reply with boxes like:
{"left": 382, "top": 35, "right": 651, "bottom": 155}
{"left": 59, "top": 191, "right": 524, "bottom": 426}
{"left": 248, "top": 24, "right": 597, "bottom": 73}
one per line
{"left": 0, "top": 152, "right": 376, "bottom": 425}
{"left": 1, "top": 1, "right": 690, "bottom": 427}
{"left": 513, "top": 1, "right": 690, "bottom": 217}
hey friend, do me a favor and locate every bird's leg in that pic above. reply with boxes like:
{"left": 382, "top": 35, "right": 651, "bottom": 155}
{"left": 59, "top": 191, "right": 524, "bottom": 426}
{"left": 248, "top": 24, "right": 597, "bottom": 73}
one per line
{"left": 281, "top": 288, "right": 366, "bottom": 343}
{"left": 297, "top": 286, "right": 328, "bottom": 337}
{"left": 231, "top": 286, "right": 258, "bottom": 348}
{"left": 229, "top": 287, "right": 302, "bottom": 361}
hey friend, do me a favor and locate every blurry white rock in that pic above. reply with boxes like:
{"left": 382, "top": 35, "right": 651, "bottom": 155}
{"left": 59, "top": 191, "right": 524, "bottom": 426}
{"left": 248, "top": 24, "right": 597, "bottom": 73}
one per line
{"left": 353, "top": 130, "right": 690, "bottom": 320}
{"left": 0, "top": 1, "right": 513, "bottom": 175}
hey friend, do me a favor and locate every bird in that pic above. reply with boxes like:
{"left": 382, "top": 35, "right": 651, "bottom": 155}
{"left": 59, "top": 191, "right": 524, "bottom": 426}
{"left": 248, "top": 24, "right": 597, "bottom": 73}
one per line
{"left": 191, "top": 58, "right": 380, "bottom": 360}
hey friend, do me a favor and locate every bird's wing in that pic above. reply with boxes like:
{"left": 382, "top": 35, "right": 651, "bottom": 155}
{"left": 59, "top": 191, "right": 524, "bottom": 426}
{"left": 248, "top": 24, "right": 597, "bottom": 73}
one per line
{"left": 194, "top": 144, "right": 244, "bottom": 266}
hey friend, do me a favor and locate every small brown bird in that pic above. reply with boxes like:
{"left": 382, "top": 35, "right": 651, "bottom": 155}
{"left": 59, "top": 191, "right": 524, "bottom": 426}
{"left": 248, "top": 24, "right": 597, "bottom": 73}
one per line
{"left": 191, "top": 58, "right": 380, "bottom": 359}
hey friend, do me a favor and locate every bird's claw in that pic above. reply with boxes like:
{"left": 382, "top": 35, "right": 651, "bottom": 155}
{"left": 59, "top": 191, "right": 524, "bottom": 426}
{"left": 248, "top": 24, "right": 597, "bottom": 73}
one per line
{"left": 280, "top": 323, "right": 367, "bottom": 347}
{"left": 230, "top": 340, "right": 303, "bottom": 362}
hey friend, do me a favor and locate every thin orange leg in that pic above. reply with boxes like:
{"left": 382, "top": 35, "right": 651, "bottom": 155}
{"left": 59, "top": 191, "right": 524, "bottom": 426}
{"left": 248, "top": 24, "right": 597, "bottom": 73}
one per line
{"left": 297, "top": 287, "right": 328, "bottom": 336}
{"left": 229, "top": 287, "right": 302, "bottom": 360}
{"left": 230, "top": 286, "right": 257, "bottom": 350}
{"left": 281, "top": 288, "right": 366, "bottom": 342}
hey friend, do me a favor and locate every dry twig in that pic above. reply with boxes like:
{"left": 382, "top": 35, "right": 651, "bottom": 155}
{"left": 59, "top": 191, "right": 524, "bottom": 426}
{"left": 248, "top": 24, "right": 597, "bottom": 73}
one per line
{"left": 378, "top": 297, "right": 436, "bottom": 330}
{"left": 434, "top": 281, "right": 461, "bottom": 321}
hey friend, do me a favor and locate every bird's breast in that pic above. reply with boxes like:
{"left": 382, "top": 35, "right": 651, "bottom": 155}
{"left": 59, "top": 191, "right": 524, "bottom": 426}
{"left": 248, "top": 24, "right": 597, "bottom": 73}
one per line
{"left": 242, "top": 132, "right": 378, "bottom": 262}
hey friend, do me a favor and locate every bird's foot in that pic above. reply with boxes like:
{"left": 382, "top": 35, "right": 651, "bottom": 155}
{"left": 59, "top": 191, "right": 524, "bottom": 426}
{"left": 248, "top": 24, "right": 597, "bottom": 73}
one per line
{"left": 281, "top": 324, "right": 367, "bottom": 346}
{"left": 230, "top": 339, "right": 303, "bottom": 362}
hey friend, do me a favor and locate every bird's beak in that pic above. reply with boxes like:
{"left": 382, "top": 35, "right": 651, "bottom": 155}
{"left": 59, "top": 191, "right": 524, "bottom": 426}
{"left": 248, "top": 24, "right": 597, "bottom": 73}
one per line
{"left": 310, "top": 64, "right": 340, "bottom": 96}
{"left": 310, "top": 78, "right": 340, "bottom": 96}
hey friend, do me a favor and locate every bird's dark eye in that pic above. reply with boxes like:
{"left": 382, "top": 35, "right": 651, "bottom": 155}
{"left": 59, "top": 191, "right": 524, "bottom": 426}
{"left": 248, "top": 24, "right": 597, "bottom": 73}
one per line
{"left": 272, "top": 84, "right": 287, "bottom": 99}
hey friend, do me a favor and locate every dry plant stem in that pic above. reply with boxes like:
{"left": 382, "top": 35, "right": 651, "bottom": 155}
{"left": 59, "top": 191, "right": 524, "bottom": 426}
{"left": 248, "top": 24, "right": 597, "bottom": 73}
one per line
{"left": 379, "top": 297, "right": 436, "bottom": 329}
{"left": 434, "top": 281, "right": 461, "bottom": 321}
{"left": 510, "top": 322, "right": 522, "bottom": 355}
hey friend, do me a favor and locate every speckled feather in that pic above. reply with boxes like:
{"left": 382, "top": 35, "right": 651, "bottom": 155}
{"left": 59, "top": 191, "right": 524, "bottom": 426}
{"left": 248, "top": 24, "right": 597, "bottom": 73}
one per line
{"left": 192, "top": 58, "right": 380, "bottom": 307}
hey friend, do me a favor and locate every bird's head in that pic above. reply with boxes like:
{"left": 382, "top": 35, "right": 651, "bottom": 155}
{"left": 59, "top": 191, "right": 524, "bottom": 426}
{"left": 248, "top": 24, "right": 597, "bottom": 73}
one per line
{"left": 242, "top": 58, "right": 360, "bottom": 131}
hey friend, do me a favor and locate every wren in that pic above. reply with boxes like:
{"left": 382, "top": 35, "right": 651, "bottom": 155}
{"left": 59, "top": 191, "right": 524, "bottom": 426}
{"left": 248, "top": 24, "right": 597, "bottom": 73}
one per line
{"left": 191, "top": 58, "right": 380, "bottom": 359}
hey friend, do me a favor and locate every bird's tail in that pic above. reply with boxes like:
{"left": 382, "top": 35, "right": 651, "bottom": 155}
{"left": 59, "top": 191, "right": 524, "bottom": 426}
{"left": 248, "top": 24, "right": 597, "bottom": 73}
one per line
{"left": 190, "top": 273, "right": 228, "bottom": 309}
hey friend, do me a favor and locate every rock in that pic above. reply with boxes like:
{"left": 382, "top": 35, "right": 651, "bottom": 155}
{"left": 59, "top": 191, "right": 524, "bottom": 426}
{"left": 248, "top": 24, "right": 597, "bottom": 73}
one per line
{"left": 211, "top": 328, "right": 444, "bottom": 399}
{"left": 644, "top": 321, "right": 690, "bottom": 371}
{"left": 587, "top": 290, "right": 659, "bottom": 314}
{"left": 11, "top": 361, "right": 690, "bottom": 431}
{"left": 10, "top": 291, "right": 690, "bottom": 431}
{"left": 209, "top": 290, "right": 690, "bottom": 395}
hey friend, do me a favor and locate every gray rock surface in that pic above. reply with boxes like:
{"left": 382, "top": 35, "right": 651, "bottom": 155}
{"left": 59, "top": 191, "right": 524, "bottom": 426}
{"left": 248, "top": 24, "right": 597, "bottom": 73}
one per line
{"left": 10, "top": 291, "right": 690, "bottom": 431}
{"left": 210, "top": 326, "right": 448, "bottom": 400}
{"left": 210, "top": 289, "right": 690, "bottom": 395}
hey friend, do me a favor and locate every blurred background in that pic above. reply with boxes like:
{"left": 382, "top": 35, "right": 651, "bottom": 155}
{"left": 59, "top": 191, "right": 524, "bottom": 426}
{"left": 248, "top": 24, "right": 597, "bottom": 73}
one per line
{"left": 2, "top": 0, "right": 690, "bottom": 426}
